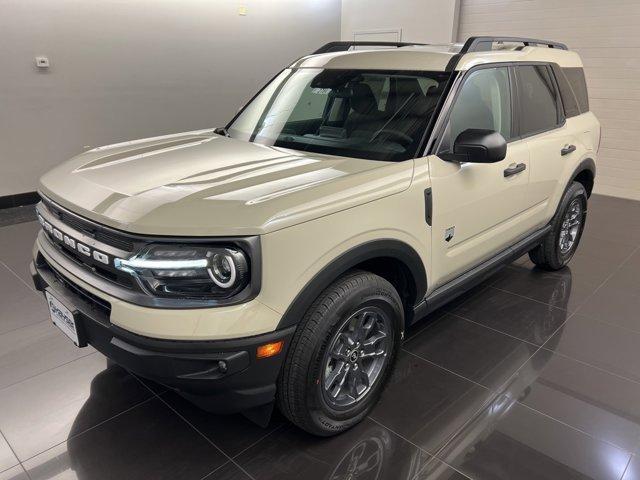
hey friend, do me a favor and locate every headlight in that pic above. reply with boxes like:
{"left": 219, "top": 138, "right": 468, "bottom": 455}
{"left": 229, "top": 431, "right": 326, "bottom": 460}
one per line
{"left": 114, "top": 244, "right": 250, "bottom": 299}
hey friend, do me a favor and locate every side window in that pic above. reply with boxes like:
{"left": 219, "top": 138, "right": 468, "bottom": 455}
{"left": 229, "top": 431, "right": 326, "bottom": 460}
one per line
{"left": 515, "top": 65, "right": 561, "bottom": 136}
{"left": 563, "top": 67, "right": 589, "bottom": 113}
{"left": 551, "top": 64, "right": 580, "bottom": 118}
{"left": 439, "top": 67, "right": 512, "bottom": 153}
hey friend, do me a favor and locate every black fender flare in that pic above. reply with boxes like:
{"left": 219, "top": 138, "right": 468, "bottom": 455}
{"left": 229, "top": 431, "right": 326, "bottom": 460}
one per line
{"left": 570, "top": 157, "right": 596, "bottom": 194}
{"left": 548, "top": 157, "right": 595, "bottom": 223}
{"left": 276, "top": 239, "right": 427, "bottom": 329}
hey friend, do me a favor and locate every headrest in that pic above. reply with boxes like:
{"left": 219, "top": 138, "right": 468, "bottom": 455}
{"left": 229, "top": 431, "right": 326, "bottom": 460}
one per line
{"left": 395, "top": 77, "right": 424, "bottom": 98}
{"left": 350, "top": 83, "right": 378, "bottom": 115}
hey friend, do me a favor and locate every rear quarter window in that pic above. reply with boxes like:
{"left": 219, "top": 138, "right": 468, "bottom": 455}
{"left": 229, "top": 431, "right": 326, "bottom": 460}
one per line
{"left": 551, "top": 64, "right": 580, "bottom": 118}
{"left": 563, "top": 67, "right": 589, "bottom": 113}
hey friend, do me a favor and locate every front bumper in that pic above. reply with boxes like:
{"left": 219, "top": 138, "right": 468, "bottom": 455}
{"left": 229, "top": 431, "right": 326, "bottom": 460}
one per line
{"left": 31, "top": 255, "right": 295, "bottom": 414}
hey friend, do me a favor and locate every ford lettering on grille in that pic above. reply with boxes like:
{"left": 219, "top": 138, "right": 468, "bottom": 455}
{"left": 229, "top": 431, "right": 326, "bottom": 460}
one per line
{"left": 38, "top": 214, "right": 110, "bottom": 266}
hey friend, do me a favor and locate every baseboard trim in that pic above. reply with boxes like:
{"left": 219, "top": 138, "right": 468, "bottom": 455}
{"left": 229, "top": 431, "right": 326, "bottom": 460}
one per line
{"left": 0, "top": 191, "right": 40, "bottom": 210}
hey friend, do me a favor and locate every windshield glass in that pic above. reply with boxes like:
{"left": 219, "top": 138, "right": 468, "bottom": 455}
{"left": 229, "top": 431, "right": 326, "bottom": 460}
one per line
{"left": 228, "top": 68, "right": 450, "bottom": 161}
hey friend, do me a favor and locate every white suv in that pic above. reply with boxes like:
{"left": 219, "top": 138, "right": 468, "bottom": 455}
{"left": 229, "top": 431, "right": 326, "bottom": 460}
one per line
{"left": 31, "top": 36, "right": 599, "bottom": 436}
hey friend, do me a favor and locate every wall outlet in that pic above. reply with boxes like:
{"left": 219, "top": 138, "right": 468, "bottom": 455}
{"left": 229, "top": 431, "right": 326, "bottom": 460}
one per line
{"left": 35, "top": 56, "right": 50, "bottom": 68}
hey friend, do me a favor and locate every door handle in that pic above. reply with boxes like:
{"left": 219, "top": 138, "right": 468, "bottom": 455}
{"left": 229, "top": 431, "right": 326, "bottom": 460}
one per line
{"left": 503, "top": 163, "right": 526, "bottom": 177}
{"left": 561, "top": 144, "right": 576, "bottom": 156}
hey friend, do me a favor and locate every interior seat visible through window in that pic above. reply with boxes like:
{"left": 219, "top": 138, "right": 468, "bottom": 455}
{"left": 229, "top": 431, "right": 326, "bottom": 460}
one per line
{"left": 228, "top": 68, "right": 451, "bottom": 162}
{"left": 345, "top": 77, "right": 442, "bottom": 149}
{"left": 343, "top": 83, "right": 387, "bottom": 138}
{"left": 377, "top": 77, "right": 442, "bottom": 149}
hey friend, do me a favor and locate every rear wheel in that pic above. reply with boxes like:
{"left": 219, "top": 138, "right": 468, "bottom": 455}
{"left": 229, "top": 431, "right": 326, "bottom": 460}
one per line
{"left": 277, "top": 270, "right": 402, "bottom": 436}
{"left": 529, "top": 181, "right": 587, "bottom": 270}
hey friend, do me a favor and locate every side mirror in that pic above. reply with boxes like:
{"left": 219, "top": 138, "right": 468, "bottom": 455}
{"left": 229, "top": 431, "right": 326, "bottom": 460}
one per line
{"left": 440, "top": 128, "right": 507, "bottom": 163}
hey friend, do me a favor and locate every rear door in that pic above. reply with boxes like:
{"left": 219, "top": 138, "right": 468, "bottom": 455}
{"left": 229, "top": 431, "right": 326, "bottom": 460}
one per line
{"left": 514, "top": 64, "right": 576, "bottom": 226}
{"left": 428, "top": 65, "right": 531, "bottom": 286}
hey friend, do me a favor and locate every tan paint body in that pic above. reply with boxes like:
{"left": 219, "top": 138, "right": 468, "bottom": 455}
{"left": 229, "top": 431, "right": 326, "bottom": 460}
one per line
{"left": 34, "top": 45, "right": 600, "bottom": 340}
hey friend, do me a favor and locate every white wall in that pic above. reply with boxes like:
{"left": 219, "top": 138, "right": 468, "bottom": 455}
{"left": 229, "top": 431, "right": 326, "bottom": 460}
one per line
{"left": 341, "top": 0, "right": 460, "bottom": 44}
{"left": 0, "top": 0, "right": 341, "bottom": 196}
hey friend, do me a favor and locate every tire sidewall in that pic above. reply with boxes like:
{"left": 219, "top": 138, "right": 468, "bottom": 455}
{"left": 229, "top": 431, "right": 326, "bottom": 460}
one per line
{"left": 553, "top": 182, "right": 587, "bottom": 267}
{"left": 305, "top": 278, "right": 403, "bottom": 434}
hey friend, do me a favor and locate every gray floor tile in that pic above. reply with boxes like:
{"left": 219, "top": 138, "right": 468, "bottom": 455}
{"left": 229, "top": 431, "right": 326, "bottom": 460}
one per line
{"left": 161, "top": 391, "right": 286, "bottom": 458}
{"left": 0, "top": 465, "right": 28, "bottom": 480}
{"left": 622, "top": 456, "right": 639, "bottom": 480}
{"left": 0, "top": 354, "right": 152, "bottom": 460}
{"left": 571, "top": 234, "right": 639, "bottom": 266}
{"left": 490, "top": 263, "right": 594, "bottom": 312}
{"left": 545, "top": 314, "right": 640, "bottom": 384}
{"left": 0, "top": 221, "right": 40, "bottom": 286}
{"left": 451, "top": 287, "right": 569, "bottom": 346}
{"left": 370, "top": 352, "right": 492, "bottom": 454}
{"left": 22, "top": 398, "right": 227, "bottom": 480}
{"left": 625, "top": 250, "right": 640, "bottom": 270}
{"left": 203, "top": 462, "right": 252, "bottom": 480}
{"left": 234, "top": 417, "right": 434, "bottom": 480}
{"left": 0, "top": 434, "right": 18, "bottom": 473}
{"left": 414, "top": 459, "right": 471, "bottom": 479}
{"left": 0, "top": 320, "right": 94, "bottom": 390}
{"left": 583, "top": 220, "right": 640, "bottom": 248}
{"left": 576, "top": 282, "right": 640, "bottom": 334}
{"left": 405, "top": 313, "right": 537, "bottom": 391}
{"left": 0, "top": 266, "right": 48, "bottom": 335}
{"left": 508, "top": 349, "right": 640, "bottom": 454}
{"left": 437, "top": 395, "right": 632, "bottom": 480}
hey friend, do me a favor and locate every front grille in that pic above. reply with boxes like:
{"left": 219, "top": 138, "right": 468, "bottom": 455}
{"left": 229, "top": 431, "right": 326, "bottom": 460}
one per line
{"left": 49, "top": 239, "right": 135, "bottom": 289}
{"left": 41, "top": 254, "right": 112, "bottom": 320}
{"left": 41, "top": 197, "right": 135, "bottom": 251}
{"left": 38, "top": 196, "right": 139, "bottom": 293}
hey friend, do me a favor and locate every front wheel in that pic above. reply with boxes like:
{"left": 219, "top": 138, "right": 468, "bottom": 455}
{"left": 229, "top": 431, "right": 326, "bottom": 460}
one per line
{"left": 277, "top": 271, "right": 403, "bottom": 436}
{"left": 529, "top": 181, "right": 587, "bottom": 270}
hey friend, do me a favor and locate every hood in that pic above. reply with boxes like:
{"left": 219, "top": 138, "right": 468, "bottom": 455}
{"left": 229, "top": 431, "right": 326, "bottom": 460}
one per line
{"left": 39, "top": 130, "right": 414, "bottom": 236}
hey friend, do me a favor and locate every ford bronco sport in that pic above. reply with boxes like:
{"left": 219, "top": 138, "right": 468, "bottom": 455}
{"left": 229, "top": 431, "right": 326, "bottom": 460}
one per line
{"left": 31, "top": 36, "right": 598, "bottom": 436}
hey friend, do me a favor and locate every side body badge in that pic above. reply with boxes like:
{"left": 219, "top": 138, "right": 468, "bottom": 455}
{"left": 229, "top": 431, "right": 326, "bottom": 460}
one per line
{"left": 445, "top": 226, "right": 455, "bottom": 242}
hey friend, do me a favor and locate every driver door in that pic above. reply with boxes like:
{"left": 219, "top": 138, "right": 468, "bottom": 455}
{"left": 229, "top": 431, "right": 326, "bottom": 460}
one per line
{"left": 428, "top": 66, "right": 532, "bottom": 287}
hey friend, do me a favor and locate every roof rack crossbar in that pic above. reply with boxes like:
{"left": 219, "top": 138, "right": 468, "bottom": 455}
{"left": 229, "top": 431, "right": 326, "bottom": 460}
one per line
{"left": 313, "top": 41, "right": 427, "bottom": 55}
{"left": 460, "top": 36, "right": 568, "bottom": 53}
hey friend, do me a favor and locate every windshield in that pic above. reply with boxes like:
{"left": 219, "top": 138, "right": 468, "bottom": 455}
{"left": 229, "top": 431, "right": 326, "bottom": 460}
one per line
{"left": 227, "top": 68, "right": 450, "bottom": 161}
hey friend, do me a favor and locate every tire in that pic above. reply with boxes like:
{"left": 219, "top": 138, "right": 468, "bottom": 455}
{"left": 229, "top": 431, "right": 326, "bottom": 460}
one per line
{"left": 529, "top": 181, "right": 588, "bottom": 270}
{"left": 277, "top": 270, "right": 403, "bottom": 436}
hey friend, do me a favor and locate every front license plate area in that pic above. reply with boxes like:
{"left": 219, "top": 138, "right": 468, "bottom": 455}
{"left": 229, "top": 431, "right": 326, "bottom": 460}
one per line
{"left": 45, "top": 290, "right": 87, "bottom": 347}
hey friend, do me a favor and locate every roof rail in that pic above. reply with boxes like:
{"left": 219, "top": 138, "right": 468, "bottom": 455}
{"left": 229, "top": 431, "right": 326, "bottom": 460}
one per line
{"left": 313, "top": 41, "right": 426, "bottom": 55}
{"left": 460, "top": 36, "right": 568, "bottom": 53}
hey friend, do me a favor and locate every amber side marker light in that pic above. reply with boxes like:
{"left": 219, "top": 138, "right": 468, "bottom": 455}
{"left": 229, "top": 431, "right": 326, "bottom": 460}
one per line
{"left": 256, "top": 341, "right": 284, "bottom": 359}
